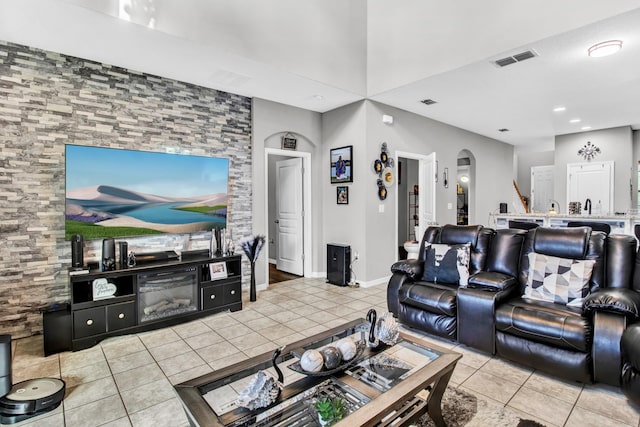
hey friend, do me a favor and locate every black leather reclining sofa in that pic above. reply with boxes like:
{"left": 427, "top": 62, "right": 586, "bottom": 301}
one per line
{"left": 388, "top": 224, "right": 640, "bottom": 386}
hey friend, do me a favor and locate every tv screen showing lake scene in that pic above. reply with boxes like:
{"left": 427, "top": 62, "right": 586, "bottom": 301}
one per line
{"left": 65, "top": 145, "right": 229, "bottom": 241}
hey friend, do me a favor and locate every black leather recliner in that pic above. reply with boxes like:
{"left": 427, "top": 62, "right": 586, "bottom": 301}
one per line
{"left": 495, "top": 227, "right": 637, "bottom": 384}
{"left": 456, "top": 228, "right": 527, "bottom": 353}
{"left": 388, "top": 224, "right": 639, "bottom": 387}
{"left": 387, "top": 224, "right": 494, "bottom": 340}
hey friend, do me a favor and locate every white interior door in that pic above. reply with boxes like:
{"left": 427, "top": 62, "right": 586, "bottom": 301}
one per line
{"left": 567, "top": 161, "right": 614, "bottom": 215}
{"left": 531, "top": 165, "right": 554, "bottom": 213}
{"left": 418, "top": 153, "right": 436, "bottom": 238}
{"left": 276, "top": 158, "right": 304, "bottom": 275}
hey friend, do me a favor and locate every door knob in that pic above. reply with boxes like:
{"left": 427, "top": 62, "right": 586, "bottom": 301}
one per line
{"left": 275, "top": 220, "right": 280, "bottom": 224}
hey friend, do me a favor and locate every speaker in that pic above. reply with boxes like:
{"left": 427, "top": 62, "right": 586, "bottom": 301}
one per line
{"left": 71, "top": 235, "right": 83, "bottom": 268}
{"left": 118, "top": 242, "right": 128, "bottom": 269}
{"left": 0, "top": 335, "right": 11, "bottom": 397}
{"left": 40, "top": 304, "right": 71, "bottom": 356}
{"left": 499, "top": 203, "right": 508, "bottom": 213}
{"left": 327, "top": 244, "right": 351, "bottom": 286}
{"left": 102, "top": 238, "right": 116, "bottom": 271}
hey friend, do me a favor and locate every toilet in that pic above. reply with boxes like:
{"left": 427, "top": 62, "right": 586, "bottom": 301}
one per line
{"left": 403, "top": 241, "right": 420, "bottom": 260}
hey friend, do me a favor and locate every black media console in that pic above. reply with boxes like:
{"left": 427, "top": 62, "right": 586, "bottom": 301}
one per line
{"left": 57, "top": 253, "right": 242, "bottom": 352}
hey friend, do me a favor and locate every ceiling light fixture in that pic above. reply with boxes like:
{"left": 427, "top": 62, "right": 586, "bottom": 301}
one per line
{"left": 553, "top": 106, "right": 566, "bottom": 112}
{"left": 569, "top": 118, "right": 581, "bottom": 123}
{"left": 312, "top": 94, "right": 324, "bottom": 101}
{"left": 581, "top": 126, "right": 592, "bottom": 131}
{"left": 460, "top": 175, "right": 469, "bottom": 183}
{"left": 588, "top": 40, "right": 623, "bottom": 58}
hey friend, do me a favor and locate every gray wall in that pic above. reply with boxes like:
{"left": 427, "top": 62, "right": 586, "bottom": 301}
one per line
{"left": 316, "top": 100, "right": 514, "bottom": 283}
{"left": 0, "top": 41, "right": 252, "bottom": 337}
{"left": 366, "top": 101, "right": 514, "bottom": 221}
{"left": 516, "top": 150, "right": 555, "bottom": 200}
{"left": 252, "top": 98, "right": 323, "bottom": 285}
{"left": 554, "top": 126, "right": 633, "bottom": 213}
{"left": 321, "top": 102, "right": 368, "bottom": 283}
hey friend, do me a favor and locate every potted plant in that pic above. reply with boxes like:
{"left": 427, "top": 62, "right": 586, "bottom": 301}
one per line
{"left": 314, "top": 397, "right": 347, "bottom": 426}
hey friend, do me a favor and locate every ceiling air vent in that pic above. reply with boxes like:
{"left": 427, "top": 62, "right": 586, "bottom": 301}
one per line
{"left": 420, "top": 99, "right": 437, "bottom": 105}
{"left": 493, "top": 49, "right": 538, "bottom": 68}
{"left": 498, "top": 128, "right": 510, "bottom": 132}
{"left": 495, "top": 57, "right": 517, "bottom": 67}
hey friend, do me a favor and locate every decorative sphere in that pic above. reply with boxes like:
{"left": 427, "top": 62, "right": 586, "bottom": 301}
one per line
{"left": 335, "top": 338, "right": 358, "bottom": 361}
{"left": 300, "top": 349, "right": 324, "bottom": 373}
{"left": 321, "top": 346, "right": 342, "bottom": 370}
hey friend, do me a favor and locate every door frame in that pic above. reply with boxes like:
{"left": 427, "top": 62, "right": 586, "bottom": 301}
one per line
{"left": 395, "top": 151, "right": 437, "bottom": 261}
{"left": 264, "top": 148, "right": 312, "bottom": 281}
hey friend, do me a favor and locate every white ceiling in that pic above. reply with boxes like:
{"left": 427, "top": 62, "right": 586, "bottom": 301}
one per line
{"left": 1, "top": 0, "right": 640, "bottom": 148}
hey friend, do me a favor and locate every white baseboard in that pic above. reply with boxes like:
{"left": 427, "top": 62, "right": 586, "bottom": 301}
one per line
{"left": 357, "top": 275, "right": 390, "bottom": 288}
{"left": 242, "top": 282, "right": 269, "bottom": 291}
{"left": 310, "top": 272, "right": 389, "bottom": 288}
{"left": 268, "top": 258, "right": 276, "bottom": 265}
{"left": 307, "top": 271, "right": 326, "bottom": 279}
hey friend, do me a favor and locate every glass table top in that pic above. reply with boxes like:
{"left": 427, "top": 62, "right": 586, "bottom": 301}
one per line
{"left": 199, "top": 322, "right": 441, "bottom": 427}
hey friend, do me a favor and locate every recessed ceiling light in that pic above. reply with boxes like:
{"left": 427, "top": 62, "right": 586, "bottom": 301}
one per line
{"left": 569, "top": 118, "right": 581, "bottom": 123}
{"left": 460, "top": 175, "right": 470, "bottom": 183}
{"left": 588, "top": 40, "right": 623, "bottom": 58}
{"left": 312, "top": 94, "right": 324, "bottom": 101}
{"left": 553, "top": 106, "right": 566, "bottom": 112}
{"left": 581, "top": 126, "right": 592, "bottom": 130}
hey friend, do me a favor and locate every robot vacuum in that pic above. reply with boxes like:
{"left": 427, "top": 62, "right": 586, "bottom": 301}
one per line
{"left": 0, "top": 377, "right": 65, "bottom": 424}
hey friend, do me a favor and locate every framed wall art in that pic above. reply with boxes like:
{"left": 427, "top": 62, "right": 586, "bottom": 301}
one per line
{"left": 337, "top": 186, "right": 349, "bottom": 204}
{"left": 330, "top": 145, "right": 353, "bottom": 183}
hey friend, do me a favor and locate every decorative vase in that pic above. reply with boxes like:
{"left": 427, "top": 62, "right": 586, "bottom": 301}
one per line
{"left": 250, "top": 262, "right": 257, "bottom": 302}
{"left": 241, "top": 235, "right": 265, "bottom": 303}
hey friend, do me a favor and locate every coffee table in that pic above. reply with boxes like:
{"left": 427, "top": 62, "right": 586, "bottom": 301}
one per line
{"left": 175, "top": 319, "right": 461, "bottom": 427}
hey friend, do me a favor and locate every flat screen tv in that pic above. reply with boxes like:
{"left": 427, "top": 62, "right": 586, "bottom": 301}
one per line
{"left": 65, "top": 145, "right": 229, "bottom": 241}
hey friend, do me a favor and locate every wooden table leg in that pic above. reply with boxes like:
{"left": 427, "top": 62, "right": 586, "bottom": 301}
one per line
{"left": 426, "top": 366, "right": 455, "bottom": 427}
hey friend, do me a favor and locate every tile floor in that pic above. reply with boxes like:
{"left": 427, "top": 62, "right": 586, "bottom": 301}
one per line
{"left": 5, "top": 277, "right": 640, "bottom": 427}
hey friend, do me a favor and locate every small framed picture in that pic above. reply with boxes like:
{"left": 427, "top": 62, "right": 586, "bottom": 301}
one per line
{"left": 330, "top": 145, "right": 353, "bottom": 183}
{"left": 209, "top": 261, "right": 228, "bottom": 279}
{"left": 337, "top": 186, "right": 349, "bottom": 205}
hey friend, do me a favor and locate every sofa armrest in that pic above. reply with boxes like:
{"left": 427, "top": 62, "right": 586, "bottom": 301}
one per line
{"left": 457, "top": 283, "right": 517, "bottom": 354}
{"left": 467, "top": 271, "right": 518, "bottom": 292}
{"left": 387, "top": 272, "right": 411, "bottom": 316}
{"left": 584, "top": 289, "right": 640, "bottom": 319}
{"left": 390, "top": 259, "right": 423, "bottom": 280}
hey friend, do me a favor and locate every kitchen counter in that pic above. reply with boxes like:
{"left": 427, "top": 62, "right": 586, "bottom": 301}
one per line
{"left": 489, "top": 212, "right": 636, "bottom": 236}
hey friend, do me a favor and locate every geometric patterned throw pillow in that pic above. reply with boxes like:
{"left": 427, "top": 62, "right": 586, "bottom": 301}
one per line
{"left": 422, "top": 243, "right": 471, "bottom": 286}
{"left": 523, "top": 252, "right": 596, "bottom": 308}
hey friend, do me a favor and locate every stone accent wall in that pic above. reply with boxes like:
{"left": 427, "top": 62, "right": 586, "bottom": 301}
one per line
{"left": 0, "top": 41, "right": 252, "bottom": 338}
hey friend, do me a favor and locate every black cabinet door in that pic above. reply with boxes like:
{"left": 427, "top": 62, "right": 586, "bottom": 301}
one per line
{"left": 224, "top": 281, "right": 241, "bottom": 305}
{"left": 202, "top": 285, "right": 224, "bottom": 310}
{"left": 73, "top": 307, "right": 106, "bottom": 339}
{"left": 106, "top": 301, "right": 136, "bottom": 332}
